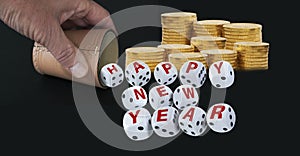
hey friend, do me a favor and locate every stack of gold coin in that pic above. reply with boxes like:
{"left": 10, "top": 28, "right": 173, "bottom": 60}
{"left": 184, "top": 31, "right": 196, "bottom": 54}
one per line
{"left": 125, "top": 47, "right": 165, "bottom": 72}
{"left": 233, "top": 42, "right": 269, "bottom": 70}
{"left": 191, "top": 36, "right": 226, "bottom": 52}
{"left": 157, "top": 44, "right": 194, "bottom": 61}
{"left": 200, "top": 49, "right": 237, "bottom": 69}
{"left": 223, "top": 23, "right": 262, "bottom": 50}
{"left": 168, "top": 52, "right": 207, "bottom": 70}
{"left": 161, "top": 12, "right": 197, "bottom": 44}
{"left": 193, "top": 20, "right": 230, "bottom": 37}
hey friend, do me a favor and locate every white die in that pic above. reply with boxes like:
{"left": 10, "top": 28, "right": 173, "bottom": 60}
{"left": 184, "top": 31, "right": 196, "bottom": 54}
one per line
{"left": 125, "top": 60, "right": 151, "bottom": 87}
{"left": 179, "top": 61, "right": 207, "bottom": 88}
{"left": 206, "top": 103, "right": 236, "bottom": 133}
{"left": 149, "top": 85, "right": 173, "bottom": 110}
{"left": 173, "top": 85, "right": 199, "bottom": 110}
{"left": 121, "top": 86, "right": 147, "bottom": 110}
{"left": 151, "top": 106, "right": 180, "bottom": 137}
{"left": 100, "top": 63, "right": 124, "bottom": 87}
{"left": 123, "top": 108, "right": 153, "bottom": 141}
{"left": 178, "top": 106, "right": 207, "bottom": 136}
{"left": 154, "top": 62, "right": 178, "bottom": 85}
{"left": 209, "top": 61, "right": 234, "bottom": 89}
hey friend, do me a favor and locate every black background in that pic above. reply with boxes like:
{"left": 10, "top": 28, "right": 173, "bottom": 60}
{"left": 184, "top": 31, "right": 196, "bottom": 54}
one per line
{"left": 0, "top": 0, "right": 291, "bottom": 154}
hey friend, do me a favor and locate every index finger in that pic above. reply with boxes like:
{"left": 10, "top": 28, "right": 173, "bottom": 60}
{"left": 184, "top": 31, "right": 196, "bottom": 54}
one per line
{"left": 83, "top": 1, "right": 115, "bottom": 30}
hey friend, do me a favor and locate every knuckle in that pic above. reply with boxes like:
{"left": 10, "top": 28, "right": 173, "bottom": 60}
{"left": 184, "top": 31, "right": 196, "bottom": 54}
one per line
{"left": 53, "top": 45, "right": 75, "bottom": 67}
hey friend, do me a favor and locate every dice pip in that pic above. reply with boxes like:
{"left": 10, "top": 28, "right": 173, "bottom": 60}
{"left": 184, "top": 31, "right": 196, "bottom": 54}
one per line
{"left": 173, "top": 85, "right": 199, "bottom": 110}
{"left": 125, "top": 61, "right": 151, "bottom": 87}
{"left": 206, "top": 103, "right": 236, "bottom": 133}
{"left": 123, "top": 108, "right": 153, "bottom": 141}
{"left": 149, "top": 85, "right": 173, "bottom": 110}
{"left": 178, "top": 106, "right": 208, "bottom": 136}
{"left": 151, "top": 106, "right": 180, "bottom": 137}
{"left": 100, "top": 63, "right": 124, "bottom": 87}
{"left": 179, "top": 61, "right": 207, "bottom": 88}
{"left": 121, "top": 86, "right": 147, "bottom": 110}
{"left": 154, "top": 62, "right": 178, "bottom": 85}
{"left": 209, "top": 61, "right": 234, "bottom": 89}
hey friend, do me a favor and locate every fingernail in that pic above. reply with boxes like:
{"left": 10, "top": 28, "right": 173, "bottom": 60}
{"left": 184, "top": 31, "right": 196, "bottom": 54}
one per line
{"left": 69, "top": 51, "right": 88, "bottom": 78}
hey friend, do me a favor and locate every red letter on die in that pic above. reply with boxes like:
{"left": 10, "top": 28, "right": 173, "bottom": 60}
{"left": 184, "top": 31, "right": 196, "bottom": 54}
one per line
{"left": 157, "top": 109, "right": 168, "bottom": 122}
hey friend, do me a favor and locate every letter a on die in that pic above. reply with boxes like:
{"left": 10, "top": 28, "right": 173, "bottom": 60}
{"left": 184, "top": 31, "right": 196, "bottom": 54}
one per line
{"left": 179, "top": 106, "right": 207, "bottom": 136}
{"left": 125, "top": 61, "right": 151, "bottom": 87}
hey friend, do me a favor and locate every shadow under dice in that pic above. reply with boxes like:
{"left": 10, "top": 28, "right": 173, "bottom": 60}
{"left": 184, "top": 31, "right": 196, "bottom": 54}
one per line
{"left": 179, "top": 61, "right": 207, "bottom": 88}
{"left": 206, "top": 103, "right": 236, "bottom": 133}
{"left": 209, "top": 61, "right": 234, "bottom": 89}
{"left": 125, "top": 61, "right": 151, "bottom": 87}
{"left": 122, "top": 86, "right": 147, "bottom": 110}
{"left": 151, "top": 107, "right": 180, "bottom": 137}
{"left": 100, "top": 63, "right": 124, "bottom": 87}
{"left": 154, "top": 62, "right": 178, "bottom": 85}
{"left": 179, "top": 106, "right": 208, "bottom": 137}
{"left": 123, "top": 108, "right": 153, "bottom": 141}
{"left": 173, "top": 85, "right": 199, "bottom": 110}
{"left": 149, "top": 85, "right": 173, "bottom": 110}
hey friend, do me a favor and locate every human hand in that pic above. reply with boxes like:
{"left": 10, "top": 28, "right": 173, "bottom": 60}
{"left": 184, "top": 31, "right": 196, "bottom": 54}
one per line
{"left": 0, "top": 0, "right": 115, "bottom": 78}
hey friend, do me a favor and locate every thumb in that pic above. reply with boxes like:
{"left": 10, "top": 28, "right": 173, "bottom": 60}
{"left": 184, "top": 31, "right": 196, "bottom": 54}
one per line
{"left": 44, "top": 26, "right": 89, "bottom": 78}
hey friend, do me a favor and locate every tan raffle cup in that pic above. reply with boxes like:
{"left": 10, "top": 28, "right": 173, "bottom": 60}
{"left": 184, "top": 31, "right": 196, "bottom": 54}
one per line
{"left": 32, "top": 29, "right": 119, "bottom": 88}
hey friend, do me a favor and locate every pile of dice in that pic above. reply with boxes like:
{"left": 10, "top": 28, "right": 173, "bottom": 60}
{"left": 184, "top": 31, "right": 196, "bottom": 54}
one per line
{"left": 100, "top": 60, "right": 236, "bottom": 141}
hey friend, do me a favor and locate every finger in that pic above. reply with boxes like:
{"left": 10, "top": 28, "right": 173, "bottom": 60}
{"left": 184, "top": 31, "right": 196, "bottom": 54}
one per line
{"left": 45, "top": 22, "right": 88, "bottom": 78}
{"left": 83, "top": 1, "right": 116, "bottom": 30}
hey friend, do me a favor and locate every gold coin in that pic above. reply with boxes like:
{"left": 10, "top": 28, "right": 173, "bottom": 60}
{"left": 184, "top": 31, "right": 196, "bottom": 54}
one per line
{"left": 191, "top": 36, "right": 226, "bottom": 42}
{"left": 158, "top": 44, "right": 193, "bottom": 50}
{"left": 169, "top": 53, "right": 207, "bottom": 60}
{"left": 193, "top": 31, "right": 222, "bottom": 35}
{"left": 193, "top": 26, "right": 222, "bottom": 31}
{"left": 162, "top": 31, "right": 190, "bottom": 34}
{"left": 162, "top": 36, "right": 190, "bottom": 40}
{"left": 162, "top": 28, "right": 189, "bottom": 32}
{"left": 238, "top": 62, "right": 268, "bottom": 66}
{"left": 238, "top": 55, "right": 268, "bottom": 59}
{"left": 162, "top": 34, "right": 190, "bottom": 38}
{"left": 162, "top": 39, "right": 190, "bottom": 43}
{"left": 192, "top": 44, "right": 225, "bottom": 48}
{"left": 225, "top": 37, "right": 261, "bottom": 41}
{"left": 234, "top": 42, "right": 269, "bottom": 47}
{"left": 235, "top": 49, "right": 269, "bottom": 53}
{"left": 193, "top": 33, "right": 221, "bottom": 36}
{"left": 194, "top": 28, "right": 222, "bottom": 32}
{"left": 195, "top": 20, "right": 230, "bottom": 26}
{"left": 223, "top": 23, "right": 262, "bottom": 29}
{"left": 126, "top": 52, "right": 165, "bottom": 57}
{"left": 162, "top": 25, "right": 192, "bottom": 29}
{"left": 126, "top": 57, "right": 165, "bottom": 62}
{"left": 194, "top": 30, "right": 222, "bottom": 33}
{"left": 161, "top": 12, "right": 197, "bottom": 18}
{"left": 238, "top": 57, "right": 268, "bottom": 61}
{"left": 224, "top": 35, "right": 261, "bottom": 40}
{"left": 161, "top": 40, "right": 190, "bottom": 43}
{"left": 126, "top": 47, "right": 165, "bottom": 53}
{"left": 235, "top": 48, "right": 269, "bottom": 52}
{"left": 223, "top": 28, "right": 261, "bottom": 32}
{"left": 237, "top": 51, "right": 269, "bottom": 56}
{"left": 161, "top": 17, "right": 197, "bottom": 22}
{"left": 200, "top": 49, "right": 236, "bottom": 55}
{"left": 238, "top": 66, "right": 268, "bottom": 70}
{"left": 126, "top": 57, "right": 165, "bottom": 61}
{"left": 223, "top": 31, "right": 261, "bottom": 36}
